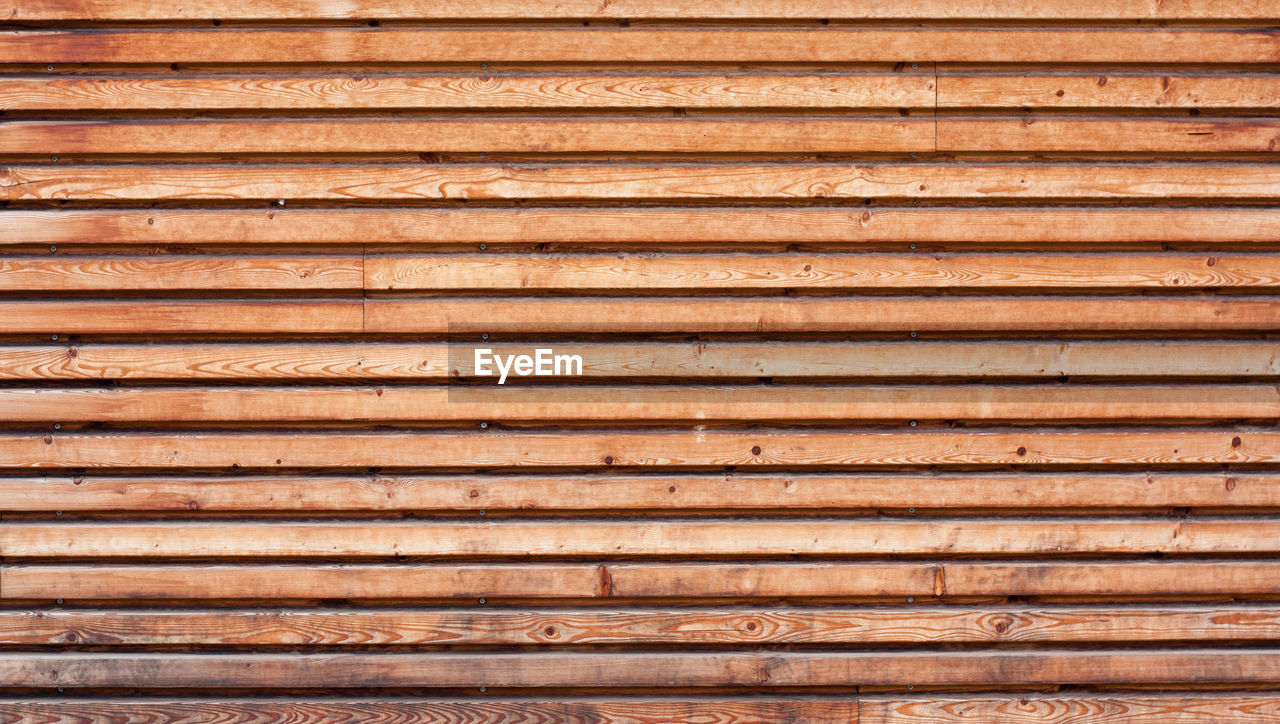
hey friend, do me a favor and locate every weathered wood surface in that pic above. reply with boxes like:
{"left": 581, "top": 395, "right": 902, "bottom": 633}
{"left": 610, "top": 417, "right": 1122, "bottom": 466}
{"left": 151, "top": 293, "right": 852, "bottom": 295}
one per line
{"left": 5, "top": 0, "right": 1280, "bottom": 714}
{"left": 1, "top": 472, "right": 1273, "bottom": 511}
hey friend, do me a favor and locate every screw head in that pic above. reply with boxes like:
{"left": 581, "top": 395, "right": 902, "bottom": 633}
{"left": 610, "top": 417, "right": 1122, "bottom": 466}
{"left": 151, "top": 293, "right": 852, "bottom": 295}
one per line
{"left": 478, "top": 509, "right": 486, "bottom": 516}
{"left": 909, "top": 420, "right": 918, "bottom": 427}
{"left": 479, "top": 243, "right": 487, "bottom": 250}
{"left": 50, "top": 245, "right": 57, "bottom": 252}
{"left": 481, "top": 64, "right": 487, "bottom": 69}
{"left": 909, "top": 331, "right": 918, "bottom": 339}
{"left": 50, "top": 155, "right": 58, "bottom": 162}
{"left": 481, "top": 333, "right": 489, "bottom": 340}
{"left": 478, "top": 597, "right": 486, "bottom": 604}
{"left": 906, "top": 597, "right": 914, "bottom": 603}
{"left": 56, "top": 599, "right": 63, "bottom": 604}
{"left": 480, "top": 421, "right": 489, "bottom": 429}
{"left": 909, "top": 243, "right": 916, "bottom": 249}
{"left": 908, "top": 507, "right": 915, "bottom": 513}
{"left": 54, "top": 423, "right": 61, "bottom": 430}
{"left": 910, "top": 152, "right": 918, "bottom": 158}
{"left": 57, "top": 687, "right": 64, "bottom": 692}
{"left": 47, "top": 65, "right": 54, "bottom": 71}
{"left": 51, "top": 335, "right": 59, "bottom": 341}
{"left": 911, "top": 63, "right": 919, "bottom": 69}
{"left": 479, "top": 686, "right": 487, "bottom": 692}
{"left": 277, "top": 199, "right": 285, "bottom": 206}
{"left": 56, "top": 510, "right": 63, "bottom": 516}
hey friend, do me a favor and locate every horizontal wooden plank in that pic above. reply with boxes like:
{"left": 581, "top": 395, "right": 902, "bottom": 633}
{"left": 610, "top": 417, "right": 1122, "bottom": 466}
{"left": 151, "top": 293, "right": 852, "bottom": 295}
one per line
{"left": 0, "top": 563, "right": 608, "bottom": 600}
{"left": 1, "top": 341, "right": 1274, "bottom": 380}
{"left": 11, "top": 163, "right": 1280, "bottom": 201}
{"left": 0, "top": 429, "right": 1272, "bottom": 469}
{"left": 939, "top": 74, "right": 1280, "bottom": 109}
{"left": 862, "top": 695, "right": 1280, "bottom": 723}
{"left": 6, "top": 254, "right": 1274, "bottom": 293}
{"left": 7, "top": 28, "right": 1280, "bottom": 64}
{"left": 10, "top": 208, "right": 1280, "bottom": 245}
{"left": 3, "top": 385, "right": 1276, "bottom": 423}
{"left": 938, "top": 118, "right": 1280, "bottom": 153}
{"left": 0, "top": 700, "right": 861, "bottom": 724}
{"left": 0, "top": 300, "right": 362, "bottom": 334}
{"left": 5, "top": 518, "right": 1278, "bottom": 558}
{"left": 0, "top": 255, "right": 362, "bottom": 291}
{"left": 8, "top": 560, "right": 1279, "bottom": 600}
{"left": 609, "top": 560, "right": 1280, "bottom": 597}
{"left": 363, "top": 297, "right": 1280, "bottom": 334}
{"left": 0, "top": 73, "right": 931, "bottom": 111}
{"left": 0, "top": 117, "right": 932, "bottom": 155}
{"left": 1, "top": 472, "right": 1273, "bottom": 512}
{"left": 15, "top": 0, "right": 1279, "bottom": 20}
{"left": 368, "top": 253, "right": 1280, "bottom": 290}
{"left": 5, "top": 297, "right": 1276, "bottom": 335}
{"left": 4, "top": 649, "right": 1280, "bottom": 688}
{"left": 5, "top": 605, "right": 1278, "bottom": 645}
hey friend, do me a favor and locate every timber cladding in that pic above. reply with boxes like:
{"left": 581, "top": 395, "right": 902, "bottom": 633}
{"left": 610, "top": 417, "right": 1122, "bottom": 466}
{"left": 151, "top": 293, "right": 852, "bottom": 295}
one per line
{"left": 1, "top": 1, "right": 1279, "bottom": 723}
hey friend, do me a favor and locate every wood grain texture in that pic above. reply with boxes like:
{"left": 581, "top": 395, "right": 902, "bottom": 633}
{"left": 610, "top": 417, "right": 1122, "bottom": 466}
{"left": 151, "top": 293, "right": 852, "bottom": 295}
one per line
{"left": 0, "top": 117, "right": 934, "bottom": 155}
{"left": 4, "top": 650, "right": 1280, "bottom": 688}
{"left": 11, "top": 163, "right": 1280, "bottom": 201}
{"left": 0, "top": 429, "right": 1270, "bottom": 470}
{"left": 11, "top": 207, "right": 1280, "bottom": 245}
{"left": 0, "top": 300, "right": 362, "bottom": 334}
{"left": 1, "top": 385, "right": 1275, "bottom": 422}
{"left": 1, "top": 472, "right": 1273, "bottom": 512}
{"left": 5, "top": 517, "right": 1278, "bottom": 558}
{"left": 0, "top": 700, "right": 861, "bottom": 724}
{"left": 366, "top": 253, "right": 1280, "bottom": 290}
{"left": 7, "top": 28, "right": 1280, "bottom": 64}
{"left": 1, "top": 341, "right": 1274, "bottom": 380}
{"left": 0, "top": 73, "right": 932, "bottom": 111}
{"left": 937, "top": 118, "right": 1280, "bottom": 153}
{"left": 5, "top": 606, "right": 1279, "bottom": 645}
{"left": 14, "top": 0, "right": 1280, "bottom": 20}
{"left": 363, "top": 297, "right": 1280, "bottom": 334}
{"left": 939, "top": 74, "right": 1280, "bottom": 109}
{"left": 861, "top": 695, "right": 1280, "bottom": 723}
{"left": 9, "top": 560, "right": 1280, "bottom": 600}
{"left": 0, "top": 255, "right": 362, "bottom": 291}
{"left": 0, "top": 564, "right": 607, "bottom": 600}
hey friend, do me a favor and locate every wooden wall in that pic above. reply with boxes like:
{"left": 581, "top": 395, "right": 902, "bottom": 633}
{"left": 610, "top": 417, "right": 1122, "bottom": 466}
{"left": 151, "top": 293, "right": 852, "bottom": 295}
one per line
{"left": 2, "top": 1, "right": 1280, "bottom": 721}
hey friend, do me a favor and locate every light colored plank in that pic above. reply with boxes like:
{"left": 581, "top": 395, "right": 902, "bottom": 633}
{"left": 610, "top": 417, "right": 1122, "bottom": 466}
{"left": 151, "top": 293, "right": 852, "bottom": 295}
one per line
{"left": 0, "top": 117, "right": 933, "bottom": 155}
{"left": 0, "top": 73, "right": 931, "bottom": 111}
{"left": 0, "top": 564, "right": 606, "bottom": 600}
{"left": 11, "top": 163, "right": 1280, "bottom": 201}
{"left": 2, "top": 385, "right": 1276, "bottom": 422}
{"left": 5, "top": 518, "right": 1278, "bottom": 558}
{"left": 10, "top": 208, "right": 1280, "bottom": 245}
{"left": 5, "top": 605, "right": 1279, "bottom": 645}
{"left": 0, "top": 300, "right": 362, "bottom": 334}
{"left": 363, "top": 297, "right": 1280, "bottom": 334}
{"left": 6, "top": 28, "right": 1280, "bottom": 64}
{"left": 0, "top": 429, "right": 1271, "bottom": 469}
{"left": 3, "top": 650, "right": 1280, "bottom": 688}
{"left": 367, "top": 253, "right": 1280, "bottom": 290}
{"left": 861, "top": 695, "right": 1280, "bottom": 723}
{"left": 14, "top": 0, "right": 1279, "bottom": 20}
{"left": 940, "top": 74, "right": 1280, "bottom": 109}
{"left": 609, "top": 560, "right": 1280, "bottom": 597}
{"left": 0, "top": 255, "right": 362, "bottom": 291}
{"left": 1, "top": 341, "right": 1274, "bottom": 380}
{"left": 0, "top": 700, "right": 861, "bottom": 724}
{"left": 938, "top": 118, "right": 1280, "bottom": 153}
{"left": 5, "top": 297, "right": 1276, "bottom": 335}
{"left": 1, "top": 472, "right": 1272, "bottom": 512}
